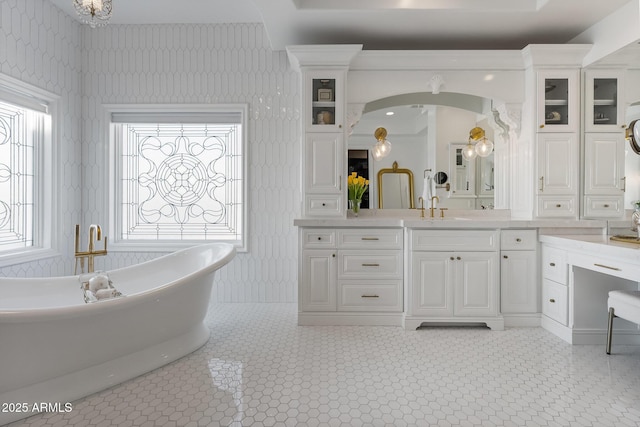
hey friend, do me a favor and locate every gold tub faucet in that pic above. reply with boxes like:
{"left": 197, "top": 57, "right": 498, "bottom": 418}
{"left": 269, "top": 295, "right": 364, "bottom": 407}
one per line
{"left": 74, "top": 224, "right": 108, "bottom": 274}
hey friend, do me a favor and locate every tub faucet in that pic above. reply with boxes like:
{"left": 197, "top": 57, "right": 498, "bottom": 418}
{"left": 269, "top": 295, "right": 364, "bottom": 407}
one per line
{"left": 74, "top": 224, "right": 108, "bottom": 274}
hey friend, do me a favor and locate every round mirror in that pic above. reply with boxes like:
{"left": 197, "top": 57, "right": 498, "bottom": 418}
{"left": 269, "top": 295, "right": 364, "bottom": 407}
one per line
{"left": 629, "top": 119, "right": 640, "bottom": 155}
{"left": 434, "top": 171, "right": 448, "bottom": 184}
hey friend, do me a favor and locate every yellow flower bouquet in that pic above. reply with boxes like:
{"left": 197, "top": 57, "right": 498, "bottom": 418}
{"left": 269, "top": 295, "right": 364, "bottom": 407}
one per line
{"left": 347, "top": 172, "right": 368, "bottom": 215}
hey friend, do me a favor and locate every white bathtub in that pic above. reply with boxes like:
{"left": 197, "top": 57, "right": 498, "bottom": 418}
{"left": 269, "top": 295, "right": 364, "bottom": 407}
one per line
{"left": 0, "top": 243, "right": 235, "bottom": 425}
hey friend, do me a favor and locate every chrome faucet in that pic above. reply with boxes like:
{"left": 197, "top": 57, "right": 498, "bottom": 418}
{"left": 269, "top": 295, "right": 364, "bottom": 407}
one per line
{"left": 74, "top": 224, "right": 108, "bottom": 274}
{"left": 429, "top": 196, "right": 439, "bottom": 218}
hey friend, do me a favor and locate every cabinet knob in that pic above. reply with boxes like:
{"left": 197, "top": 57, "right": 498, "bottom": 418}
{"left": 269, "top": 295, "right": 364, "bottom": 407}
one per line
{"left": 317, "top": 237, "right": 322, "bottom": 241}
{"left": 503, "top": 255, "right": 508, "bottom": 259}
{"left": 516, "top": 238, "right": 522, "bottom": 242}
{"left": 604, "top": 204, "right": 610, "bottom": 208}
{"left": 549, "top": 298, "right": 556, "bottom": 303}
{"left": 540, "top": 124, "right": 545, "bottom": 129}
{"left": 456, "top": 256, "right": 461, "bottom": 260}
{"left": 556, "top": 204, "right": 561, "bottom": 208}
{"left": 450, "top": 256, "right": 455, "bottom": 260}
{"left": 550, "top": 262, "right": 556, "bottom": 267}
{"left": 322, "top": 203, "right": 326, "bottom": 206}
{"left": 332, "top": 254, "right": 335, "bottom": 258}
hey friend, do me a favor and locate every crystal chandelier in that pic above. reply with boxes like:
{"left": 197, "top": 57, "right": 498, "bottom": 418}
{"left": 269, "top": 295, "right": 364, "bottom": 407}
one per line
{"left": 74, "top": 0, "right": 113, "bottom": 28}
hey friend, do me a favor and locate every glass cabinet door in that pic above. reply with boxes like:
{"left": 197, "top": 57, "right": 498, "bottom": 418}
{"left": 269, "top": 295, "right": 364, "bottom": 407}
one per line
{"left": 305, "top": 70, "right": 344, "bottom": 132}
{"left": 537, "top": 70, "right": 579, "bottom": 133}
{"left": 585, "top": 70, "right": 625, "bottom": 132}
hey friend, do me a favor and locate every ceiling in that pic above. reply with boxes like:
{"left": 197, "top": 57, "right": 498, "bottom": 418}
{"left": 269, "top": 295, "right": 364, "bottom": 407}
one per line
{"left": 50, "top": 0, "right": 633, "bottom": 51}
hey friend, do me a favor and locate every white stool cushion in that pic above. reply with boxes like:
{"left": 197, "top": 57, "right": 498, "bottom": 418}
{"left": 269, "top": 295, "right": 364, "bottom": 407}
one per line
{"left": 608, "top": 290, "right": 640, "bottom": 325}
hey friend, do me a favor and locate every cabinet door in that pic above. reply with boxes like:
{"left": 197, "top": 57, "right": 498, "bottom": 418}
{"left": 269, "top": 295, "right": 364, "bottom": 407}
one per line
{"left": 453, "top": 252, "right": 498, "bottom": 317}
{"left": 304, "top": 133, "right": 343, "bottom": 194}
{"left": 300, "top": 250, "right": 336, "bottom": 311}
{"left": 304, "top": 70, "right": 345, "bottom": 132}
{"left": 537, "top": 70, "right": 579, "bottom": 133}
{"left": 536, "top": 133, "right": 577, "bottom": 195}
{"left": 500, "top": 251, "right": 538, "bottom": 314}
{"left": 410, "top": 252, "right": 453, "bottom": 317}
{"left": 584, "top": 133, "right": 625, "bottom": 195}
{"left": 584, "top": 70, "right": 624, "bottom": 133}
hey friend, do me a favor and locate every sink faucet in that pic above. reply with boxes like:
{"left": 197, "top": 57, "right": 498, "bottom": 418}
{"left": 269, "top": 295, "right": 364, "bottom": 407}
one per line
{"left": 74, "top": 224, "right": 108, "bottom": 274}
{"left": 429, "top": 196, "right": 439, "bottom": 218}
{"left": 418, "top": 196, "right": 426, "bottom": 218}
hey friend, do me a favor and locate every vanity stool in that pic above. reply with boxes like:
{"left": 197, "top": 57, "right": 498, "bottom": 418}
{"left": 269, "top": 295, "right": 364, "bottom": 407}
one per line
{"left": 606, "top": 290, "right": 640, "bottom": 354}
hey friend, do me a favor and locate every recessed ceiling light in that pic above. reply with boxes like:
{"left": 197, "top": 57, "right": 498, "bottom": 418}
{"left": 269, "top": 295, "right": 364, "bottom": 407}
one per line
{"left": 386, "top": 111, "right": 395, "bottom": 116}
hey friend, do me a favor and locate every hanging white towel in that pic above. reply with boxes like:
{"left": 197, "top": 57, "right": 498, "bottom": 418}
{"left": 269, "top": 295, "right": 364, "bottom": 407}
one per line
{"left": 422, "top": 175, "right": 436, "bottom": 205}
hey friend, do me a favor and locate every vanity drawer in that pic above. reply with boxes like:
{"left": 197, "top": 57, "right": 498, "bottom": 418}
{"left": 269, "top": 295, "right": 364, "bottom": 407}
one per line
{"left": 301, "top": 229, "right": 336, "bottom": 249}
{"left": 338, "top": 228, "right": 403, "bottom": 249}
{"left": 537, "top": 196, "right": 577, "bottom": 218}
{"left": 338, "top": 250, "right": 402, "bottom": 279}
{"left": 411, "top": 229, "right": 498, "bottom": 252}
{"left": 542, "top": 278, "right": 568, "bottom": 326}
{"left": 501, "top": 229, "right": 537, "bottom": 251}
{"left": 583, "top": 195, "right": 623, "bottom": 218}
{"left": 541, "top": 245, "right": 567, "bottom": 284}
{"left": 305, "top": 195, "right": 342, "bottom": 216}
{"left": 337, "top": 280, "right": 403, "bottom": 312}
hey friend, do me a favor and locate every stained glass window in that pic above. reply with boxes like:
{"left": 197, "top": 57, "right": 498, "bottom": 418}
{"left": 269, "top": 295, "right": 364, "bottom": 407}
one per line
{"left": 0, "top": 101, "right": 37, "bottom": 252}
{"left": 115, "top": 120, "right": 244, "bottom": 244}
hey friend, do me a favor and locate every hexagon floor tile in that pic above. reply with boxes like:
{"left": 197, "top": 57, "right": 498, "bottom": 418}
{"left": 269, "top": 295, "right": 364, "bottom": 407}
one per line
{"left": 8, "top": 303, "right": 640, "bottom": 426}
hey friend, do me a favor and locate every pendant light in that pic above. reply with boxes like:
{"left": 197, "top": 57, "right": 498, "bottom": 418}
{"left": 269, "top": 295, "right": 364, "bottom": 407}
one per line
{"left": 74, "top": 0, "right": 113, "bottom": 28}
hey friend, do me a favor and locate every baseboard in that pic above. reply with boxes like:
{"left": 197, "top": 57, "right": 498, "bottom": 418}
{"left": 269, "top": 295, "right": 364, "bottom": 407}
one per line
{"left": 503, "top": 313, "right": 541, "bottom": 328}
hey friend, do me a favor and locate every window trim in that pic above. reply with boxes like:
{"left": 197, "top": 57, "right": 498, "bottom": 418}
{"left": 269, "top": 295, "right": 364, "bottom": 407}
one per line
{"left": 104, "top": 104, "right": 248, "bottom": 253}
{"left": 0, "top": 73, "right": 59, "bottom": 268}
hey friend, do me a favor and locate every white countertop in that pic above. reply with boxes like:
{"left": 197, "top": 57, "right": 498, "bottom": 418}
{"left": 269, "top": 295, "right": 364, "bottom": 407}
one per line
{"left": 293, "top": 216, "right": 607, "bottom": 229}
{"left": 539, "top": 234, "right": 640, "bottom": 260}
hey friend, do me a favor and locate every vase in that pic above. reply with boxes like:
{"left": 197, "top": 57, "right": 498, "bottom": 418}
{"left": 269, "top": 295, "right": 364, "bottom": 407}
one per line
{"left": 632, "top": 208, "right": 640, "bottom": 232}
{"left": 349, "top": 199, "right": 361, "bottom": 217}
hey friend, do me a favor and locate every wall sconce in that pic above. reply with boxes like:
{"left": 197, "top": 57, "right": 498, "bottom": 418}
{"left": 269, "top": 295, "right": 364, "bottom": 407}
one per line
{"left": 372, "top": 127, "right": 392, "bottom": 161}
{"left": 462, "top": 126, "right": 494, "bottom": 161}
{"left": 73, "top": 0, "right": 113, "bottom": 28}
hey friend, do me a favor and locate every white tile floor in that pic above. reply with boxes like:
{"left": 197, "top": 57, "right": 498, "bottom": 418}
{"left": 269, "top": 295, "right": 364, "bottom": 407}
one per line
{"left": 8, "top": 303, "right": 640, "bottom": 427}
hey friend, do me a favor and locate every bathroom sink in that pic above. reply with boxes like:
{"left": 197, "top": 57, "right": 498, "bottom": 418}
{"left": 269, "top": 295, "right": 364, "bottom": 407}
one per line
{"left": 610, "top": 235, "right": 640, "bottom": 245}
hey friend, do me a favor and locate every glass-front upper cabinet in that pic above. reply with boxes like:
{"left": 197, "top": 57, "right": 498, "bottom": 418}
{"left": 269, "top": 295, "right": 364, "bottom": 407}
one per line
{"left": 305, "top": 70, "right": 345, "bottom": 132}
{"left": 584, "top": 70, "right": 625, "bottom": 132}
{"left": 537, "top": 70, "right": 579, "bottom": 133}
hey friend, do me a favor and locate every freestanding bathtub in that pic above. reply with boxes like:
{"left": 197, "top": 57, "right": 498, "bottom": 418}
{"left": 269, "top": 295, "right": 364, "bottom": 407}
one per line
{"left": 0, "top": 243, "right": 235, "bottom": 425}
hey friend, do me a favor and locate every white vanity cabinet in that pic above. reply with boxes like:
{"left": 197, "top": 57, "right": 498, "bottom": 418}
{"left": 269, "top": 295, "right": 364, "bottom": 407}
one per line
{"left": 298, "top": 227, "right": 404, "bottom": 325}
{"left": 500, "top": 230, "right": 538, "bottom": 323}
{"left": 535, "top": 133, "right": 578, "bottom": 218}
{"left": 286, "top": 46, "right": 362, "bottom": 218}
{"left": 533, "top": 68, "right": 580, "bottom": 219}
{"left": 405, "top": 229, "right": 503, "bottom": 330}
{"left": 304, "top": 133, "right": 344, "bottom": 216}
{"left": 582, "top": 70, "right": 626, "bottom": 218}
{"left": 583, "top": 133, "right": 625, "bottom": 218}
{"left": 540, "top": 244, "right": 569, "bottom": 331}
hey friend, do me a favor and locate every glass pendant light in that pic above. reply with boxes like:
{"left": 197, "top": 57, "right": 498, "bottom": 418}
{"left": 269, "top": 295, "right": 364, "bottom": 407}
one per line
{"left": 74, "top": 0, "right": 113, "bottom": 28}
{"left": 462, "top": 142, "right": 477, "bottom": 161}
{"left": 475, "top": 137, "right": 494, "bottom": 157}
{"left": 372, "top": 127, "right": 392, "bottom": 160}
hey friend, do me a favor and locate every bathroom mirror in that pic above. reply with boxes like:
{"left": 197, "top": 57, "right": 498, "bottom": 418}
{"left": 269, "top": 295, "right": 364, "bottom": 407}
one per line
{"left": 377, "top": 161, "right": 415, "bottom": 209}
{"left": 348, "top": 94, "right": 496, "bottom": 210}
